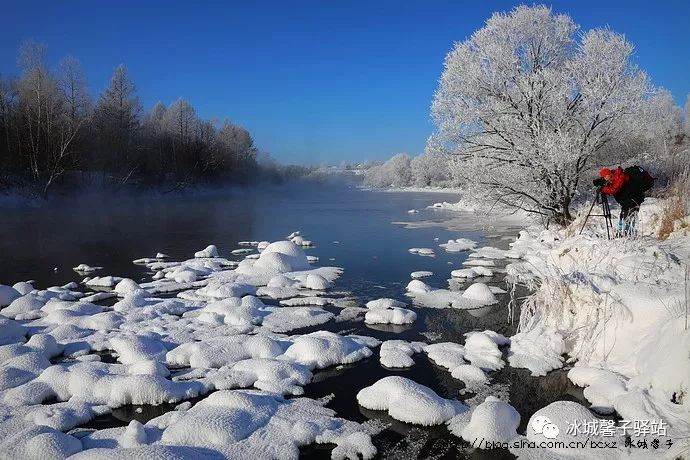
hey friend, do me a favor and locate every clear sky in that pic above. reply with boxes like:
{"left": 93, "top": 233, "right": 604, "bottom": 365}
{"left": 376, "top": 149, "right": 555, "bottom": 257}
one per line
{"left": 2, "top": 1, "right": 689, "bottom": 165}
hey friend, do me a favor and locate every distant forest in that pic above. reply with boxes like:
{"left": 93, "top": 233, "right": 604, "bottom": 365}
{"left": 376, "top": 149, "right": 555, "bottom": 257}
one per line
{"left": 0, "top": 42, "right": 302, "bottom": 196}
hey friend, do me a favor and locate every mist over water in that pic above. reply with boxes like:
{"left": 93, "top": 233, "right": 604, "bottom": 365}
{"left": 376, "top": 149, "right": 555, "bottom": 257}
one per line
{"left": 3, "top": 179, "right": 589, "bottom": 458}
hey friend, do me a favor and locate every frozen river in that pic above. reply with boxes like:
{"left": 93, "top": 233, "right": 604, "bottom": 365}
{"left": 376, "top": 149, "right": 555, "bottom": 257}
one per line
{"left": 0, "top": 180, "right": 588, "bottom": 459}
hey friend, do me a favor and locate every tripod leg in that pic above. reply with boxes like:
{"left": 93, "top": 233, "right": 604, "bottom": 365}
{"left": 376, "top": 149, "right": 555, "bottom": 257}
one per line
{"left": 579, "top": 193, "right": 600, "bottom": 235}
{"left": 602, "top": 195, "right": 613, "bottom": 240}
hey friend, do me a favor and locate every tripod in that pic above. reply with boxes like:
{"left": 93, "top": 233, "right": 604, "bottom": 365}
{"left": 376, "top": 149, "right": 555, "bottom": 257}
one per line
{"left": 579, "top": 189, "right": 614, "bottom": 239}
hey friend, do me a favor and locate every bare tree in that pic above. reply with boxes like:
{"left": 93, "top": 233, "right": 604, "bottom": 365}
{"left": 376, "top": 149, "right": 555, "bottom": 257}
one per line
{"left": 16, "top": 41, "right": 59, "bottom": 181}
{"left": 42, "top": 56, "right": 92, "bottom": 194}
{"left": 93, "top": 64, "right": 142, "bottom": 174}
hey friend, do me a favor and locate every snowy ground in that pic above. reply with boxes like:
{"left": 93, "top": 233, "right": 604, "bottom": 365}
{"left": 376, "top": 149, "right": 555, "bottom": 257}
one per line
{"left": 1, "top": 195, "right": 688, "bottom": 459}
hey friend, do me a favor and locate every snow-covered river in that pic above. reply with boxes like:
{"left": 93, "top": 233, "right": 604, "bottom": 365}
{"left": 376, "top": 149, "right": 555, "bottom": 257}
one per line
{"left": 0, "top": 181, "right": 590, "bottom": 459}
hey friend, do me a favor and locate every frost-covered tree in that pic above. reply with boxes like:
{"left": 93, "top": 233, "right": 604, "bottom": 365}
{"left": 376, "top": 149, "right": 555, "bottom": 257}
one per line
{"left": 618, "top": 89, "right": 686, "bottom": 179}
{"left": 430, "top": 5, "right": 651, "bottom": 224}
{"left": 411, "top": 148, "right": 456, "bottom": 187}
{"left": 364, "top": 153, "right": 413, "bottom": 187}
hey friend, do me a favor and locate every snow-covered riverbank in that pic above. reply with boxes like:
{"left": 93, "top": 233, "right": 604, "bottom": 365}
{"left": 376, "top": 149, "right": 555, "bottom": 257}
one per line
{"left": 501, "top": 198, "right": 690, "bottom": 458}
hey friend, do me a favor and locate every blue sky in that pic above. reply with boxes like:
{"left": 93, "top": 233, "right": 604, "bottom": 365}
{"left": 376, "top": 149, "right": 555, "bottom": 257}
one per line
{"left": 2, "top": 1, "right": 689, "bottom": 165}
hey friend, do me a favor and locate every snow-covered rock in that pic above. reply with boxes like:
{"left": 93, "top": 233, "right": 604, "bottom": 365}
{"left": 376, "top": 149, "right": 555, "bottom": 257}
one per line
{"left": 439, "top": 238, "right": 477, "bottom": 252}
{"left": 364, "top": 307, "right": 416, "bottom": 325}
{"left": 282, "top": 331, "right": 372, "bottom": 370}
{"left": 507, "top": 325, "right": 564, "bottom": 376}
{"left": 0, "top": 285, "right": 22, "bottom": 306}
{"left": 450, "top": 268, "right": 477, "bottom": 279}
{"left": 194, "top": 245, "right": 219, "bottom": 258}
{"left": 12, "top": 281, "right": 35, "bottom": 295}
{"left": 464, "top": 332, "right": 504, "bottom": 371}
{"left": 461, "top": 283, "right": 497, "bottom": 305}
{"left": 365, "top": 298, "right": 406, "bottom": 310}
{"left": 449, "top": 396, "right": 520, "bottom": 444}
{"left": 379, "top": 340, "right": 424, "bottom": 368}
{"left": 406, "top": 280, "right": 433, "bottom": 294}
{"left": 357, "top": 376, "right": 465, "bottom": 425}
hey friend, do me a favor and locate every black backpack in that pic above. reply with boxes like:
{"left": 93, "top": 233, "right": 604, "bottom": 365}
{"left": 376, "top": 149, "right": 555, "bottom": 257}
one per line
{"left": 624, "top": 165, "right": 655, "bottom": 192}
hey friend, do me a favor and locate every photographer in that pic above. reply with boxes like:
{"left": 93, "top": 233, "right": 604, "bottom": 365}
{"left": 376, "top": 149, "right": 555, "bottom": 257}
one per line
{"left": 594, "top": 166, "right": 654, "bottom": 236}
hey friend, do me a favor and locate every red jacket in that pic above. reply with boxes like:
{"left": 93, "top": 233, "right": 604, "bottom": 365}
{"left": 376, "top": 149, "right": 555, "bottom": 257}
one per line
{"left": 600, "top": 167, "right": 628, "bottom": 196}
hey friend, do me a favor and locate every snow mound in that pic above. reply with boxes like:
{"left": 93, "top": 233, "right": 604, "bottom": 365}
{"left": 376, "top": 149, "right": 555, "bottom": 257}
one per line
{"left": 461, "top": 283, "right": 497, "bottom": 305}
{"left": 0, "top": 284, "right": 22, "bottom": 306}
{"left": 2, "top": 294, "right": 47, "bottom": 320}
{"left": 470, "top": 266, "right": 494, "bottom": 277}
{"left": 304, "top": 274, "right": 331, "bottom": 290}
{"left": 157, "top": 390, "right": 381, "bottom": 459}
{"left": 262, "top": 307, "right": 334, "bottom": 333}
{"left": 73, "top": 263, "right": 102, "bottom": 273}
{"left": 450, "top": 364, "right": 488, "bottom": 387}
{"left": 450, "top": 396, "right": 519, "bottom": 445}
{"left": 507, "top": 325, "right": 564, "bottom": 376}
{"left": 282, "top": 331, "right": 373, "bottom": 370}
{"left": 12, "top": 281, "right": 35, "bottom": 295}
{"left": 567, "top": 366, "right": 627, "bottom": 414}
{"left": 406, "top": 280, "right": 433, "bottom": 294}
{"left": 194, "top": 245, "right": 219, "bottom": 258}
{"left": 365, "top": 298, "right": 406, "bottom": 310}
{"left": 462, "top": 259, "right": 495, "bottom": 267}
{"left": 450, "top": 268, "right": 477, "bottom": 279}
{"left": 0, "top": 318, "right": 27, "bottom": 345}
{"left": 229, "top": 358, "right": 313, "bottom": 395}
{"left": 514, "top": 401, "right": 622, "bottom": 458}
{"left": 254, "top": 241, "right": 310, "bottom": 272}
{"left": 161, "top": 390, "right": 281, "bottom": 446}
{"left": 410, "top": 271, "right": 433, "bottom": 279}
{"left": 464, "top": 332, "right": 504, "bottom": 371}
{"left": 379, "top": 341, "right": 424, "bottom": 368}
{"left": 439, "top": 238, "right": 477, "bottom": 252}
{"left": 167, "top": 335, "right": 286, "bottom": 368}
{"left": 424, "top": 342, "right": 466, "bottom": 370}
{"left": 357, "top": 376, "right": 466, "bottom": 425}
{"left": 113, "top": 278, "right": 143, "bottom": 296}
{"left": 364, "top": 307, "right": 416, "bottom": 325}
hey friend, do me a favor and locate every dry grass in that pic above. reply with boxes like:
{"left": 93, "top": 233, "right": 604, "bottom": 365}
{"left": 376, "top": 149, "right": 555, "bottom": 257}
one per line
{"left": 658, "top": 167, "right": 690, "bottom": 240}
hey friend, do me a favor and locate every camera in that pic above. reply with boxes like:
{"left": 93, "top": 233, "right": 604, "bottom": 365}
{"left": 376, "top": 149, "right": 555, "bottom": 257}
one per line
{"left": 593, "top": 178, "right": 606, "bottom": 187}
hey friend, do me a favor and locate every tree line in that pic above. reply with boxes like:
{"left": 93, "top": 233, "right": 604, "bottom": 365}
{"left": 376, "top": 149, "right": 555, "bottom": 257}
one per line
{"left": 0, "top": 42, "right": 259, "bottom": 195}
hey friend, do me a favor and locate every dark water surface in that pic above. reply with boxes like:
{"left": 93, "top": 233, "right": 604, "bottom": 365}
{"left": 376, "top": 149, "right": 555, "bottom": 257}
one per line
{"left": 2, "top": 180, "right": 586, "bottom": 459}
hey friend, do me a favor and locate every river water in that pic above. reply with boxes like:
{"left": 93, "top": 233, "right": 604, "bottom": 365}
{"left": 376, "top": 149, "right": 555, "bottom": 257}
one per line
{"left": 0, "top": 179, "right": 587, "bottom": 459}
